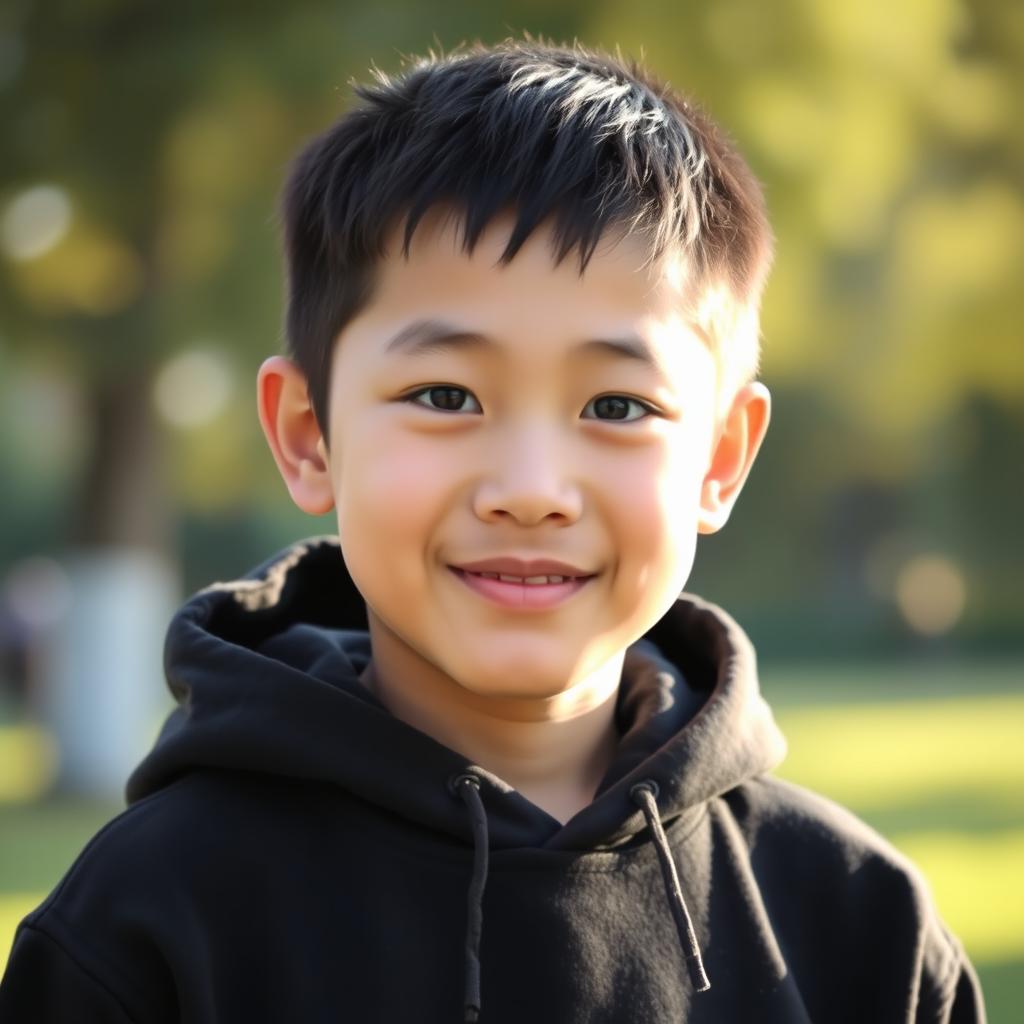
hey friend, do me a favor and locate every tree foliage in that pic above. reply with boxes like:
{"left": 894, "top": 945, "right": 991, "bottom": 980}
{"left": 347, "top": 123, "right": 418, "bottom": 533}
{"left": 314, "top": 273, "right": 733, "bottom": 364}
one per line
{"left": 0, "top": 0, "right": 1020, "bottom": 644}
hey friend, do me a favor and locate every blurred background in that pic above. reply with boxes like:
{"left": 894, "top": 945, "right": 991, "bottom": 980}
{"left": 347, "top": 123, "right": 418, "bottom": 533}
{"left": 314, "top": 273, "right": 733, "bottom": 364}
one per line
{"left": 0, "top": 0, "right": 1021, "bottom": 1015}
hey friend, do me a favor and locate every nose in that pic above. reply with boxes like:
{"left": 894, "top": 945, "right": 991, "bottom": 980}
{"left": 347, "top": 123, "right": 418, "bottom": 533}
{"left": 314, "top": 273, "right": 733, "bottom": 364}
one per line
{"left": 472, "top": 423, "right": 583, "bottom": 527}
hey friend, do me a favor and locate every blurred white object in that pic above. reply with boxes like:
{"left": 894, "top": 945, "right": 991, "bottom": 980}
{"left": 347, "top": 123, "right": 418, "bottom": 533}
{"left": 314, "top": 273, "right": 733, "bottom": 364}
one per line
{"left": 36, "top": 547, "right": 179, "bottom": 800}
{"left": 5, "top": 556, "right": 73, "bottom": 630}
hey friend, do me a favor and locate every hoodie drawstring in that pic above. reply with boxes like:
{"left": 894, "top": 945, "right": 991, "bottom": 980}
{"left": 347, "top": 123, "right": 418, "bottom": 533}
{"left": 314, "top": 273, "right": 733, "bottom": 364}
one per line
{"left": 630, "top": 780, "right": 711, "bottom": 993}
{"left": 450, "top": 773, "right": 489, "bottom": 1023}
{"left": 447, "top": 773, "right": 709, "bottom": 1024}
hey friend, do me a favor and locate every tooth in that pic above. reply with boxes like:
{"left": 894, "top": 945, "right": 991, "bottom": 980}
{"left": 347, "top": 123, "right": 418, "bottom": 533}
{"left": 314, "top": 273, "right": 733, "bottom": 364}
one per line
{"left": 475, "top": 572, "right": 579, "bottom": 585}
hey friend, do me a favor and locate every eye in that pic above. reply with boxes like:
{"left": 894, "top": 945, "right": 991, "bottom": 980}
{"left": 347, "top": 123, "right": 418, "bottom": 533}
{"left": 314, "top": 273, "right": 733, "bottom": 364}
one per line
{"left": 404, "top": 385, "right": 483, "bottom": 414}
{"left": 399, "top": 385, "right": 655, "bottom": 421}
{"left": 582, "top": 394, "right": 657, "bottom": 422}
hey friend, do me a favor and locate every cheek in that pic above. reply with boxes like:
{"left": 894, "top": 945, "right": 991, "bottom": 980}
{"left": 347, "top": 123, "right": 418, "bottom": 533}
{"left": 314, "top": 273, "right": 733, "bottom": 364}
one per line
{"left": 336, "top": 425, "right": 456, "bottom": 564}
{"left": 610, "top": 443, "right": 705, "bottom": 540}
{"left": 335, "top": 429, "right": 455, "bottom": 638}
{"left": 605, "top": 443, "right": 705, "bottom": 599}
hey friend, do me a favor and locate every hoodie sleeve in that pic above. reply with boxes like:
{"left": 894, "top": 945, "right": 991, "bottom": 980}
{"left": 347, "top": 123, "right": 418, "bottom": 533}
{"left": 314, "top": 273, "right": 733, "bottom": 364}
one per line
{"left": 916, "top": 927, "right": 987, "bottom": 1024}
{"left": 943, "top": 958, "right": 986, "bottom": 1024}
{"left": 0, "top": 922, "right": 138, "bottom": 1023}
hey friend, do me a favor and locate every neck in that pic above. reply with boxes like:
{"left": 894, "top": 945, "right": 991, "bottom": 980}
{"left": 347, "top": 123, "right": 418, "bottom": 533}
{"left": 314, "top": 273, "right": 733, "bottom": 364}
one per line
{"left": 359, "top": 617, "right": 623, "bottom": 825}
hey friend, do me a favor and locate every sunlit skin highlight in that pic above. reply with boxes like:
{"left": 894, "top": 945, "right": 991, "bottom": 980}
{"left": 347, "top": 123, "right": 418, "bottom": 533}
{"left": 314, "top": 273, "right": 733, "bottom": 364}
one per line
{"left": 258, "top": 210, "right": 770, "bottom": 823}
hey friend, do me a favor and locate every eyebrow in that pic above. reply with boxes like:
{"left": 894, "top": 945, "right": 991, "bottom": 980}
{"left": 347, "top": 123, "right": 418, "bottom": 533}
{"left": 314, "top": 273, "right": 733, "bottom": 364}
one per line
{"left": 383, "top": 318, "right": 665, "bottom": 374}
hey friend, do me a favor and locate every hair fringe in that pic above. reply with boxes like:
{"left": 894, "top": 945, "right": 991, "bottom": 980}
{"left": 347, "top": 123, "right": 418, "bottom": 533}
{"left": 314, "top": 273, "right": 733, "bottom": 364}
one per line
{"left": 280, "top": 38, "right": 774, "bottom": 439}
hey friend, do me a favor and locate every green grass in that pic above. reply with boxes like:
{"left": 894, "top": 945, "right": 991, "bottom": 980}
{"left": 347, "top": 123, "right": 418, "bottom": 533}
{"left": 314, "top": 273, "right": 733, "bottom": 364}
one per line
{"left": 1, "top": 659, "right": 1021, "bottom": 1019}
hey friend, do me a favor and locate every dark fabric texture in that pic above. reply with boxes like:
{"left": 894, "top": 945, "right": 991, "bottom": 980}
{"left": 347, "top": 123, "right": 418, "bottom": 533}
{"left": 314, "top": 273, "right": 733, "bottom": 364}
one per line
{"left": 0, "top": 535, "right": 986, "bottom": 1023}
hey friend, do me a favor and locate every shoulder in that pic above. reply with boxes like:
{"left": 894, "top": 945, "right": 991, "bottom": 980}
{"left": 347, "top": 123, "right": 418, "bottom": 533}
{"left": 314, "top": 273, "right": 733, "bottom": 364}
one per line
{"left": 8, "top": 771, "right": 337, "bottom": 1022}
{"left": 712, "top": 774, "right": 942, "bottom": 913}
{"left": 717, "top": 772, "right": 935, "bottom": 870}
{"left": 24, "top": 770, "right": 326, "bottom": 941}
{"left": 714, "top": 775, "right": 974, "bottom": 1016}
{"left": 10, "top": 776, "right": 212, "bottom": 1020}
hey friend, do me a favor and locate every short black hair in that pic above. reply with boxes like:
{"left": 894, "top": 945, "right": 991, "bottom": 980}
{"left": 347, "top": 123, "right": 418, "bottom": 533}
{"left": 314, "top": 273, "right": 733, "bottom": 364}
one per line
{"left": 280, "top": 39, "right": 773, "bottom": 442}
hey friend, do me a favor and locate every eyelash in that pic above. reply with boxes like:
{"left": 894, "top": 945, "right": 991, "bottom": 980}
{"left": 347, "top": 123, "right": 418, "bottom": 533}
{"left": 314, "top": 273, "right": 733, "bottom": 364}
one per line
{"left": 401, "top": 385, "right": 658, "bottom": 422}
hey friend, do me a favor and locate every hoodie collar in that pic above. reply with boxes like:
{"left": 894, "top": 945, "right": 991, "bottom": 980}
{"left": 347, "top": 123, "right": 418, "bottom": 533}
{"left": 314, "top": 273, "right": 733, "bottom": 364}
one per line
{"left": 126, "top": 535, "right": 786, "bottom": 852}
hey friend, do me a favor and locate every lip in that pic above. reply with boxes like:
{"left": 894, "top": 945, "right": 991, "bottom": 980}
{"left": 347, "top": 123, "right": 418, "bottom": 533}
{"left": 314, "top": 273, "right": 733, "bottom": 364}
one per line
{"left": 448, "top": 566, "right": 595, "bottom": 610}
{"left": 452, "top": 556, "right": 595, "bottom": 578}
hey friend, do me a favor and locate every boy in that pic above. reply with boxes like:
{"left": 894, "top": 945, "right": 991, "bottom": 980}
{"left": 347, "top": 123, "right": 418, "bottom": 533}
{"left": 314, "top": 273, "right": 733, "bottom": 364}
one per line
{"left": 0, "top": 39, "right": 985, "bottom": 1023}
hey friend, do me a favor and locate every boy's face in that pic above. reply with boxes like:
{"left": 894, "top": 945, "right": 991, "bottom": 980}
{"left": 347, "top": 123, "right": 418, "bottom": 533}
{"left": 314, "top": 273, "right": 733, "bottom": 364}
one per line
{"left": 262, "top": 210, "right": 768, "bottom": 700}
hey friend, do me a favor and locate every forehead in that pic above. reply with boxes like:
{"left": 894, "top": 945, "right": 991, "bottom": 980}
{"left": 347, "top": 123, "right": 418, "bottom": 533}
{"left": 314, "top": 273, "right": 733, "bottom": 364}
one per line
{"left": 327, "top": 209, "right": 726, "bottom": 437}
{"left": 356, "top": 208, "right": 698, "bottom": 343}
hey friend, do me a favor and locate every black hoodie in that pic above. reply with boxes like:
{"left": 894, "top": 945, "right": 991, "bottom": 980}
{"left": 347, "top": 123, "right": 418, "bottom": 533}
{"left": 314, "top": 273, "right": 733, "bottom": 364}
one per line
{"left": 0, "top": 535, "right": 985, "bottom": 1023}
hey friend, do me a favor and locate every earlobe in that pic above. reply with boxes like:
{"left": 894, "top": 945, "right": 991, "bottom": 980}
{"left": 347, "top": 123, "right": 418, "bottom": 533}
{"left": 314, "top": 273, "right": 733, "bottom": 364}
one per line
{"left": 257, "top": 355, "right": 336, "bottom": 516}
{"left": 697, "top": 382, "right": 770, "bottom": 535}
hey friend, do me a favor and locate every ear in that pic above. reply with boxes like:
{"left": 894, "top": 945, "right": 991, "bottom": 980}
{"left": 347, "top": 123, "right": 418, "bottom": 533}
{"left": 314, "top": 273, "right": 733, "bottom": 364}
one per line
{"left": 697, "top": 381, "right": 771, "bottom": 535}
{"left": 257, "top": 355, "right": 335, "bottom": 516}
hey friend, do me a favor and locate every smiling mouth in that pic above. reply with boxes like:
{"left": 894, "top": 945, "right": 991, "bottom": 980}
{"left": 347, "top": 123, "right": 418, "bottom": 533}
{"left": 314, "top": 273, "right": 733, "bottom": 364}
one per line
{"left": 448, "top": 566, "right": 596, "bottom": 609}
{"left": 459, "top": 570, "right": 587, "bottom": 585}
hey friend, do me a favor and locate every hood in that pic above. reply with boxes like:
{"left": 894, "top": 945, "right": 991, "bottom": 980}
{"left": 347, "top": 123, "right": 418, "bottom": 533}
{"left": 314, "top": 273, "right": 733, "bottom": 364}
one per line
{"left": 126, "top": 534, "right": 786, "bottom": 852}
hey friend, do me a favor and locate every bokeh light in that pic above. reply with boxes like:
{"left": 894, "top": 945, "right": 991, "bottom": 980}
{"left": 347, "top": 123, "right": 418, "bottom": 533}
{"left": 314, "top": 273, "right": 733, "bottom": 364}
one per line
{"left": 152, "top": 347, "right": 236, "bottom": 430}
{"left": 895, "top": 554, "right": 967, "bottom": 636}
{"left": 0, "top": 185, "right": 71, "bottom": 262}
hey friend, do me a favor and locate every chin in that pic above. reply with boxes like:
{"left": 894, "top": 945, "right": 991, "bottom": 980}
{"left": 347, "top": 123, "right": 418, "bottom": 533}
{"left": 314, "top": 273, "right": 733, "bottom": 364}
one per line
{"left": 456, "top": 675, "right": 568, "bottom": 701}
